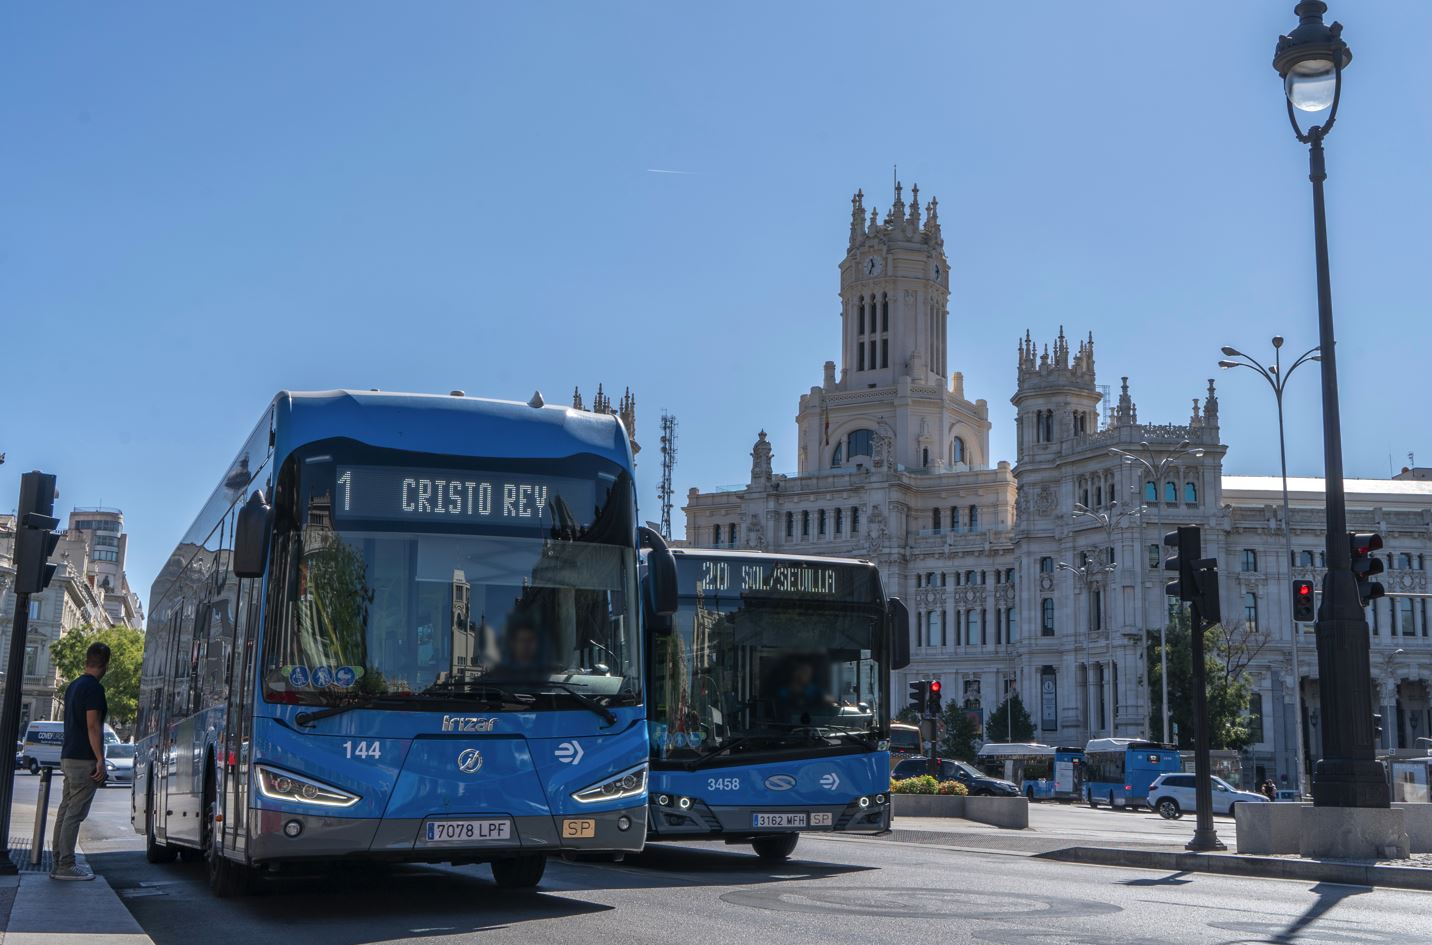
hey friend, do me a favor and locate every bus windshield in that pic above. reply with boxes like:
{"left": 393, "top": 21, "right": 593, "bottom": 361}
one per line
{"left": 651, "top": 557, "right": 885, "bottom": 764}
{"left": 261, "top": 447, "right": 641, "bottom": 710}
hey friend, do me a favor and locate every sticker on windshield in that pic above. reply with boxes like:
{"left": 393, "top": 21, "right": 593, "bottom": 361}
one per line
{"left": 335, "top": 666, "right": 357, "bottom": 688}
{"left": 313, "top": 666, "right": 334, "bottom": 688}
{"left": 288, "top": 665, "right": 311, "bottom": 688}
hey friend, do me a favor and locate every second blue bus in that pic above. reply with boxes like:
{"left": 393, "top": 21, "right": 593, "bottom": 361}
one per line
{"left": 1082, "top": 737, "right": 1182, "bottom": 810}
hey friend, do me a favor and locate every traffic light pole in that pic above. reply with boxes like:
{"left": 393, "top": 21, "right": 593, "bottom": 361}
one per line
{"left": 1186, "top": 597, "right": 1225, "bottom": 852}
{"left": 1305, "top": 128, "right": 1388, "bottom": 809}
{"left": 0, "top": 591, "right": 35, "bottom": 874}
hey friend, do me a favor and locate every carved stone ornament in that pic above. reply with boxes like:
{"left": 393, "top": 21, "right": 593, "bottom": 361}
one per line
{"left": 1035, "top": 486, "right": 1056, "bottom": 518}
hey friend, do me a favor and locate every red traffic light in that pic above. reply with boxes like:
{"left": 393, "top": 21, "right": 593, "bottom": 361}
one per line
{"left": 929, "top": 680, "right": 942, "bottom": 693}
{"left": 1297, "top": 584, "right": 1312, "bottom": 597}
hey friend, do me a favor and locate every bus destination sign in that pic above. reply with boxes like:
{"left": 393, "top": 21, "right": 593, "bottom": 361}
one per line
{"left": 333, "top": 465, "right": 596, "bottom": 528}
{"left": 678, "top": 557, "right": 873, "bottom": 601}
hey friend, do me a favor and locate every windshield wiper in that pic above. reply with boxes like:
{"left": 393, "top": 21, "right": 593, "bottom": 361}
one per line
{"left": 522, "top": 681, "right": 617, "bottom": 727}
{"left": 294, "top": 689, "right": 509, "bottom": 727}
{"left": 683, "top": 733, "right": 793, "bottom": 769}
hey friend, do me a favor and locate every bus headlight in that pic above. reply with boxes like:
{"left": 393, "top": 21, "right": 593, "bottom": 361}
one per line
{"left": 571, "top": 764, "right": 647, "bottom": 804}
{"left": 256, "top": 765, "right": 360, "bottom": 808}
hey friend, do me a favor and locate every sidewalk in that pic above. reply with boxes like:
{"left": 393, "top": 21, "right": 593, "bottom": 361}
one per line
{"left": 0, "top": 773, "right": 153, "bottom": 945}
{"left": 844, "top": 810, "right": 1432, "bottom": 892}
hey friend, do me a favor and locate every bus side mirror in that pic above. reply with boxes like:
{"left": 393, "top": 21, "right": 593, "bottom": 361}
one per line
{"left": 887, "top": 597, "right": 910, "bottom": 671}
{"left": 234, "top": 491, "right": 272, "bottom": 579}
{"left": 638, "top": 526, "right": 678, "bottom": 626}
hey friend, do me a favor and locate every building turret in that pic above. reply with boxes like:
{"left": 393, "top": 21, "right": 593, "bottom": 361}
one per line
{"left": 1011, "top": 327, "right": 1102, "bottom": 461}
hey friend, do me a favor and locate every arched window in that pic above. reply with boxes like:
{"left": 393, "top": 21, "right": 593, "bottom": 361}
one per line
{"left": 1185, "top": 481, "right": 1198, "bottom": 504}
{"left": 785, "top": 512, "right": 794, "bottom": 538}
{"left": 851, "top": 507, "right": 860, "bottom": 534}
{"left": 817, "top": 509, "right": 826, "bottom": 536}
{"left": 1144, "top": 481, "right": 1157, "bottom": 502}
{"left": 1092, "top": 588, "right": 1102, "bottom": 631}
{"left": 832, "top": 442, "right": 843, "bottom": 466}
{"left": 1043, "top": 411, "right": 1054, "bottom": 442}
{"left": 858, "top": 297, "right": 865, "bottom": 335}
{"left": 966, "top": 610, "right": 978, "bottom": 644}
{"left": 728, "top": 522, "right": 738, "bottom": 545}
{"left": 1300, "top": 550, "right": 1315, "bottom": 567}
{"left": 847, "top": 429, "right": 875, "bottom": 459}
{"left": 801, "top": 510, "right": 810, "bottom": 537}
{"left": 1039, "top": 556, "right": 1054, "bottom": 573}
{"left": 1081, "top": 487, "right": 1090, "bottom": 508}
{"left": 1164, "top": 481, "right": 1177, "bottom": 503}
{"left": 834, "top": 507, "right": 843, "bottom": 534}
{"left": 711, "top": 524, "right": 721, "bottom": 545}
{"left": 964, "top": 569, "right": 976, "bottom": 586}
{"left": 922, "top": 447, "right": 930, "bottom": 468}
{"left": 932, "top": 508, "right": 942, "bottom": 532}
{"left": 1095, "top": 484, "right": 1103, "bottom": 507}
{"left": 968, "top": 505, "right": 979, "bottom": 530}
{"left": 1041, "top": 598, "right": 1055, "bottom": 636}
{"left": 950, "top": 506, "right": 959, "bottom": 531}
{"left": 881, "top": 293, "right": 889, "bottom": 332}
{"left": 1244, "top": 592, "right": 1259, "bottom": 631}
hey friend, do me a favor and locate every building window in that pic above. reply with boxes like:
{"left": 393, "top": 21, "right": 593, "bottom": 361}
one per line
{"left": 968, "top": 506, "right": 979, "bottom": 530}
{"left": 916, "top": 611, "right": 924, "bottom": 647}
{"left": 1164, "top": 481, "right": 1177, "bottom": 504}
{"left": 817, "top": 509, "right": 826, "bottom": 536}
{"left": 1244, "top": 592, "right": 1258, "bottom": 631}
{"left": 712, "top": 525, "right": 721, "bottom": 546}
{"left": 1242, "top": 549, "right": 1258, "bottom": 572}
{"left": 847, "top": 429, "right": 875, "bottom": 459}
{"left": 832, "top": 442, "right": 844, "bottom": 466}
{"left": 1144, "top": 481, "right": 1157, "bottom": 502}
{"left": 1007, "top": 607, "right": 1017, "bottom": 642}
{"left": 1106, "top": 545, "right": 1116, "bottom": 566}
{"left": 785, "top": 512, "right": 794, "bottom": 538}
{"left": 858, "top": 344, "right": 865, "bottom": 371}
{"left": 1145, "top": 544, "right": 1158, "bottom": 569}
{"left": 932, "top": 508, "right": 941, "bottom": 532}
{"left": 23, "top": 645, "right": 38, "bottom": 676}
{"left": 952, "top": 437, "right": 966, "bottom": 465}
{"left": 881, "top": 338, "right": 888, "bottom": 369}
{"left": 728, "top": 523, "right": 738, "bottom": 546}
{"left": 1300, "top": 550, "right": 1315, "bottom": 567}
{"left": 1185, "top": 481, "right": 1198, "bottom": 504}
{"left": 940, "top": 572, "right": 947, "bottom": 587}
{"left": 1041, "top": 599, "right": 1055, "bottom": 636}
{"left": 858, "top": 298, "right": 865, "bottom": 334}
{"left": 1040, "top": 556, "right": 1054, "bottom": 573}
{"left": 92, "top": 533, "right": 120, "bottom": 547}
{"left": 939, "top": 611, "right": 948, "bottom": 647}
{"left": 801, "top": 510, "right": 810, "bottom": 537}
{"left": 1399, "top": 598, "right": 1416, "bottom": 637}
{"left": 28, "top": 600, "right": 40, "bottom": 620}
{"left": 1248, "top": 692, "right": 1265, "bottom": 744}
{"left": 1092, "top": 588, "right": 1103, "bottom": 631}
{"left": 967, "top": 610, "right": 978, "bottom": 645}
{"left": 834, "top": 508, "right": 843, "bottom": 534}
{"left": 851, "top": 507, "right": 860, "bottom": 535}
{"left": 1398, "top": 553, "right": 1414, "bottom": 570}
{"left": 881, "top": 293, "right": 889, "bottom": 331}
{"left": 964, "top": 570, "right": 976, "bottom": 586}
{"left": 922, "top": 447, "right": 930, "bottom": 468}
{"left": 1081, "top": 487, "right": 1090, "bottom": 508}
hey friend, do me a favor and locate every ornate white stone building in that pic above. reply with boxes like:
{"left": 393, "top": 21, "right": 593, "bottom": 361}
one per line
{"left": 684, "top": 183, "right": 1432, "bottom": 787}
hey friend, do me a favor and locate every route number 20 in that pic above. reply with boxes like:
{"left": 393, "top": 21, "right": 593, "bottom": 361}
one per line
{"left": 343, "top": 740, "right": 382, "bottom": 760}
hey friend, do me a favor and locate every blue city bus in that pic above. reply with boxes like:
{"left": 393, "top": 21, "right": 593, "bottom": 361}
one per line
{"left": 975, "top": 744, "right": 1083, "bottom": 801}
{"left": 132, "top": 390, "right": 674, "bottom": 895}
{"left": 1082, "top": 737, "right": 1181, "bottom": 810}
{"left": 643, "top": 549, "right": 909, "bottom": 862}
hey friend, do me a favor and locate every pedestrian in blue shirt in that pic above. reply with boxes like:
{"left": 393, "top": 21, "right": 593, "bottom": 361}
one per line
{"left": 51, "top": 641, "right": 110, "bottom": 881}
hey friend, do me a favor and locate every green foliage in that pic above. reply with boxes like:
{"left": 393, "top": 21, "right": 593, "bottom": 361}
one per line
{"left": 1147, "top": 607, "right": 1253, "bottom": 751}
{"left": 890, "top": 775, "right": 938, "bottom": 795}
{"left": 935, "top": 779, "right": 969, "bottom": 796}
{"left": 51, "top": 624, "right": 144, "bottom": 726}
{"left": 985, "top": 694, "right": 1036, "bottom": 743}
{"left": 894, "top": 706, "right": 920, "bottom": 726}
{"left": 938, "top": 703, "right": 981, "bottom": 760}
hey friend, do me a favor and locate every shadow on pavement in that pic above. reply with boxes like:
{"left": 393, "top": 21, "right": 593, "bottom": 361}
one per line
{"left": 1269, "top": 881, "right": 1373, "bottom": 945}
{"left": 1117, "top": 870, "right": 1193, "bottom": 887}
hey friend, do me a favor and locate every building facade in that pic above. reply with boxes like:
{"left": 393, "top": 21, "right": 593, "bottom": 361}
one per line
{"left": 683, "top": 183, "right": 1432, "bottom": 787}
{"left": 67, "top": 507, "right": 144, "bottom": 627}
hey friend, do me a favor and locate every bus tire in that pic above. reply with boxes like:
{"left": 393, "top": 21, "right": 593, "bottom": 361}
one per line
{"left": 491, "top": 854, "right": 546, "bottom": 889}
{"left": 752, "top": 833, "right": 799, "bottom": 862}
{"left": 1025, "top": 786, "right": 1035, "bottom": 802}
{"left": 27, "top": 759, "right": 38, "bottom": 776}
{"left": 145, "top": 780, "right": 178, "bottom": 864}
{"left": 1087, "top": 790, "right": 1098, "bottom": 809}
{"left": 205, "top": 767, "right": 254, "bottom": 897}
{"left": 1108, "top": 791, "right": 1116, "bottom": 809}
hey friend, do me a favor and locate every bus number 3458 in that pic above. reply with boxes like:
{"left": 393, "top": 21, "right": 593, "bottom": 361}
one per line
{"left": 343, "top": 740, "right": 382, "bottom": 760}
{"left": 707, "top": 777, "right": 740, "bottom": 791}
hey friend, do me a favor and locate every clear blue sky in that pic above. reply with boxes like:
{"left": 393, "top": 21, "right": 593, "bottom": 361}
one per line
{"left": 3, "top": 2, "right": 1428, "bottom": 612}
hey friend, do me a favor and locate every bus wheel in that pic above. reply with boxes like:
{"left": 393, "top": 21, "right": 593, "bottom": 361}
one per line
{"left": 752, "top": 833, "right": 799, "bottom": 863}
{"left": 1087, "top": 790, "right": 1098, "bottom": 809}
{"left": 144, "top": 782, "right": 178, "bottom": 864}
{"left": 1025, "top": 786, "right": 1035, "bottom": 802}
{"left": 205, "top": 773, "right": 253, "bottom": 896}
{"left": 1108, "top": 791, "right": 1116, "bottom": 808}
{"left": 491, "top": 854, "right": 546, "bottom": 889}
{"left": 27, "top": 759, "right": 38, "bottom": 776}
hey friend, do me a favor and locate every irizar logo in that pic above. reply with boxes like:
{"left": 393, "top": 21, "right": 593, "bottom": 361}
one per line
{"left": 764, "top": 774, "right": 797, "bottom": 791}
{"left": 456, "top": 748, "right": 484, "bottom": 774}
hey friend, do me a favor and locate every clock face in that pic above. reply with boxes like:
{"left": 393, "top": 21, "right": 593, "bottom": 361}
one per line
{"left": 864, "top": 255, "right": 884, "bottom": 277}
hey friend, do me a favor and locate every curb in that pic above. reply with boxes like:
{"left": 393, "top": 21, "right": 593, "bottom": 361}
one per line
{"left": 1038, "top": 845, "right": 1432, "bottom": 891}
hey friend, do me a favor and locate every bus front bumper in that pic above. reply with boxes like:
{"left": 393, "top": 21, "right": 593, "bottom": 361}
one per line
{"left": 647, "top": 797, "right": 890, "bottom": 839}
{"left": 248, "top": 803, "right": 647, "bottom": 864}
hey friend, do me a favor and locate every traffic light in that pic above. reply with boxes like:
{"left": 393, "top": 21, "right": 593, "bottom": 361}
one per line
{"left": 1292, "top": 579, "right": 1316, "bottom": 622}
{"left": 908, "top": 680, "right": 928, "bottom": 716}
{"left": 927, "top": 679, "right": 943, "bottom": 716}
{"left": 1164, "top": 527, "right": 1200, "bottom": 602}
{"left": 13, "top": 472, "right": 60, "bottom": 595}
{"left": 1349, "top": 533, "right": 1386, "bottom": 607}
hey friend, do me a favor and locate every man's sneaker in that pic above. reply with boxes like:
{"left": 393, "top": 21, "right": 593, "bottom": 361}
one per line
{"left": 49, "top": 865, "right": 95, "bottom": 881}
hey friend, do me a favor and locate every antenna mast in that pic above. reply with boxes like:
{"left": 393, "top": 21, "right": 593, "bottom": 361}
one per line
{"left": 658, "top": 411, "right": 678, "bottom": 540}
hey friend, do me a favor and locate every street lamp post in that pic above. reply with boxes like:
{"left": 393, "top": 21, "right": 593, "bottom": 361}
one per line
{"left": 1273, "top": 1, "right": 1387, "bottom": 808}
{"left": 1072, "top": 501, "right": 1148, "bottom": 737}
{"left": 1058, "top": 557, "right": 1117, "bottom": 742}
{"left": 1219, "top": 337, "right": 1320, "bottom": 793}
{"left": 1109, "top": 440, "right": 1206, "bottom": 745}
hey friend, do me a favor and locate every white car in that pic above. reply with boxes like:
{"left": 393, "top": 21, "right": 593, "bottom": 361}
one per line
{"left": 1147, "top": 772, "right": 1269, "bottom": 819}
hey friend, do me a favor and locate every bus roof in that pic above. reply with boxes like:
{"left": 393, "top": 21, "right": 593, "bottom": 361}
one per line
{"left": 276, "top": 389, "right": 633, "bottom": 469}
{"left": 1085, "top": 738, "right": 1173, "bottom": 754}
{"left": 976, "top": 743, "right": 1054, "bottom": 758}
{"left": 671, "top": 547, "right": 877, "bottom": 570}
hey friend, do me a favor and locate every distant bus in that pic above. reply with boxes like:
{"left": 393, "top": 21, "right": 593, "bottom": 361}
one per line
{"left": 132, "top": 390, "right": 674, "bottom": 895}
{"left": 889, "top": 722, "right": 923, "bottom": 767}
{"left": 645, "top": 549, "right": 909, "bottom": 862}
{"left": 975, "top": 743, "right": 1084, "bottom": 801}
{"left": 1082, "top": 738, "right": 1181, "bottom": 809}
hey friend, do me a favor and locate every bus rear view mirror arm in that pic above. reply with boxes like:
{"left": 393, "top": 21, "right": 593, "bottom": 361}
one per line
{"left": 234, "top": 490, "right": 272, "bottom": 579}
{"left": 639, "top": 526, "right": 678, "bottom": 621}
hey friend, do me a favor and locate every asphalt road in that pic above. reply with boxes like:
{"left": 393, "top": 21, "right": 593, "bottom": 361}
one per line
{"left": 36, "top": 776, "right": 1432, "bottom": 945}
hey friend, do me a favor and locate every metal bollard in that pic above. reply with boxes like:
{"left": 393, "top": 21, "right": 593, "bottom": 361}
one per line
{"left": 31, "top": 767, "right": 52, "bottom": 866}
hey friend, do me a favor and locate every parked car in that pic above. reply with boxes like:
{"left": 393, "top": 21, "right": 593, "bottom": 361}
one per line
{"left": 20, "top": 720, "right": 121, "bottom": 774}
{"left": 892, "top": 757, "right": 1021, "bottom": 797}
{"left": 1147, "top": 772, "right": 1269, "bottom": 819}
{"left": 104, "top": 742, "right": 135, "bottom": 787}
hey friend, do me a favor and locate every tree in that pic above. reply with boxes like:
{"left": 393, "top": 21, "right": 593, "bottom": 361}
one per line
{"left": 985, "top": 694, "right": 1036, "bottom": 743}
{"left": 51, "top": 624, "right": 144, "bottom": 728}
{"left": 1146, "top": 607, "right": 1253, "bottom": 751}
{"left": 894, "top": 706, "right": 920, "bottom": 726}
{"left": 938, "top": 703, "right": 981, "bottom": 760}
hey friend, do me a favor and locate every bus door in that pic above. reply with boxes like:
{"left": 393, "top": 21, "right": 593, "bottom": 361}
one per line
{"left": 224, "top": 573, "right": 262, "bottom": 856}
{"left": 167, "top": 602, "right": 208, "bottom": 846}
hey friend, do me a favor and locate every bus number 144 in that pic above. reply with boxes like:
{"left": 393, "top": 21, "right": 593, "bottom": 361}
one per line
{"left": 343, "top": 740, "right": 382, "bottom": 760}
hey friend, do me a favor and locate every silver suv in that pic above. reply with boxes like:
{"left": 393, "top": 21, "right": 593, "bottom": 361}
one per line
{"left": 1147, "top": 772, "right": 1269, "bottom": 819}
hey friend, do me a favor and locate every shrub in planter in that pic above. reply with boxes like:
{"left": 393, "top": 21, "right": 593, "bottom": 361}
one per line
{"left": 936, "top": 780, "right": 969, "bottom": 796}
{"left": 891, "top": 775, "right": 939, "bottom": 795}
